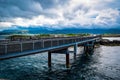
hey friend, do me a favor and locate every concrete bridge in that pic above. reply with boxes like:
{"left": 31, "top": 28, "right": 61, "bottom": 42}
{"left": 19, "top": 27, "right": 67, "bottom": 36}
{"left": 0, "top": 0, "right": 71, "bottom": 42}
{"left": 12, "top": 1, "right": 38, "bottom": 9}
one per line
{"left": 0, "top": 35, "right": 101, "bottom": 68}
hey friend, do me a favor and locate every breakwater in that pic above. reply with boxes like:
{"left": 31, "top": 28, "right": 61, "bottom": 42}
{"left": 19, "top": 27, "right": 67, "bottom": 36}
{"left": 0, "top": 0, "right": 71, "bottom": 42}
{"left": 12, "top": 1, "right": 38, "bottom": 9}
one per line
{"left": 100, "top": 39, "right": 120, "bottom": 46}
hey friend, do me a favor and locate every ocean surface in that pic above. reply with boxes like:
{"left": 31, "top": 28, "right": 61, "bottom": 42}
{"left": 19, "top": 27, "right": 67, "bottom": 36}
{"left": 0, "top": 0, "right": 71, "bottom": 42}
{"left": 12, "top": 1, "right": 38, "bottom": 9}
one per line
{"left": 0, "top": 35, "right": 9, "bottom": 39}
{"left": 0, "top": 46, "right": 120, "bottom": 80}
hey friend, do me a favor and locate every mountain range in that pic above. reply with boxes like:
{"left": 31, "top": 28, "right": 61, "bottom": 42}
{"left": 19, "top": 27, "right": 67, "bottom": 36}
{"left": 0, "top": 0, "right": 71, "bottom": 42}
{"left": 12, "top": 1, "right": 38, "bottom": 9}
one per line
{"left": 0, "top": 27, "right": 120, "bottom": 35}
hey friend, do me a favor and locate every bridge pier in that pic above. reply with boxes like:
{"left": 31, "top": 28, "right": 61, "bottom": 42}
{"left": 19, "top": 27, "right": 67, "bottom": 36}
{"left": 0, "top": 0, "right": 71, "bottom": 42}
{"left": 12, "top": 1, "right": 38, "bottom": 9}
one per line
{"left": 48, "top": 52, "right": 51, "bottom": 69}
{"left": 48, "top": 48, "right": 70, "bottom": 69}
{"left": 84, "top": 41, "right": 95, "bottom": 54}
{"left": 74, "top": 44, "right": 77, "bottom": 60}
{"left": 47, "top": 44, "right": 79, "bottom": 69}
{"left": 66, "top": 52, "right": 70, "bottom": 68}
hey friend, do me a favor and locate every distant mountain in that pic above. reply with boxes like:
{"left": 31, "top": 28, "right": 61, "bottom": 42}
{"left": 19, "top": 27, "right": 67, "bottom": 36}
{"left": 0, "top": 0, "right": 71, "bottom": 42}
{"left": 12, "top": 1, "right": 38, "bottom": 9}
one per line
{"left": 0, "top": 27, "right": 120, "bottom": 35}
{"left": 52, "top": 28, "right": 120, "bottom": 34}
{"left": 0, "top": 29, "right": 29, "bottom": 35}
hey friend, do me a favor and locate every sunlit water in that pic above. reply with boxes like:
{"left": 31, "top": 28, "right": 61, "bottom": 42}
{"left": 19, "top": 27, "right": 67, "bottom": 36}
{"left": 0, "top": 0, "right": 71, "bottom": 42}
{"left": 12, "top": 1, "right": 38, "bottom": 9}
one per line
{"left": 0, "top": 46, "right": 120, "bottom": 80}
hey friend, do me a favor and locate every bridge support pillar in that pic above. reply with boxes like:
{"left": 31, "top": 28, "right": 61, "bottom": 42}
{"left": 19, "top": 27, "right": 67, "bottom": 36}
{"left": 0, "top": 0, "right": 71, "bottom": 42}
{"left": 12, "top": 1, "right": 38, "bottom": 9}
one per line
{"left": 48, "top": 52, "right": 51, "bottom": 68}
{"left": 84, "top": 41, "right": 95, "bottom": 54}
{"left": 66, "top": 52, "right": 70, "bottom": 68}
{"left": 74, "top": 44, "right": 77, "bottom": 60}
{"left": 48, "top": 48, "right": 70, "bottom": 69}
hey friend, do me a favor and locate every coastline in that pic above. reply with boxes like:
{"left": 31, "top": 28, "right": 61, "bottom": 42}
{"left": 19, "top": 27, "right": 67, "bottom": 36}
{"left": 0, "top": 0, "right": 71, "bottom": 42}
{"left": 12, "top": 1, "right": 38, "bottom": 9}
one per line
{"left": 0, "top": 34, "right": 120, "bottom": 46}
{"left": 100, "top": 39, "right": 120, "bottom": 46}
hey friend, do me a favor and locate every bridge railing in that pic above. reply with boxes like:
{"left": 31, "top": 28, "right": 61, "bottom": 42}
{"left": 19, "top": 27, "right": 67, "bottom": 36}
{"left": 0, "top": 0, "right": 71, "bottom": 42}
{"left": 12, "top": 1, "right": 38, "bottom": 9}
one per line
{"left": 0, "top": 35, "right": 101, "bottom": 55}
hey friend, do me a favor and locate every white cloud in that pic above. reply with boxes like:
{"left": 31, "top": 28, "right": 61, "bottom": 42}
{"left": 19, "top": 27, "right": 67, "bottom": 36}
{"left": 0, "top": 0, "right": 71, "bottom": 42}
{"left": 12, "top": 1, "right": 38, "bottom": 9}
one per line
{"left": 94, "top": 9, "right": 119, "bottom": 27}
{"left": 0, "top": 0, "right": 120, "bottom": 29}
{"left": 0, "top": 22, "right": 13, "bottom": 27}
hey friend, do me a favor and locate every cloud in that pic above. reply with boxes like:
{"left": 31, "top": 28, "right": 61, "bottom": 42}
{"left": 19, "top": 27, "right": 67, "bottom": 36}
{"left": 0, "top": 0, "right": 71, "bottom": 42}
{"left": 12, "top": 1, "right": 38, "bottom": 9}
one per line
{"left": 0, "top": 0, "right": 120, "bottom": 30}
{"left": 0, "top": 0, "right": 42, "bottom": 20}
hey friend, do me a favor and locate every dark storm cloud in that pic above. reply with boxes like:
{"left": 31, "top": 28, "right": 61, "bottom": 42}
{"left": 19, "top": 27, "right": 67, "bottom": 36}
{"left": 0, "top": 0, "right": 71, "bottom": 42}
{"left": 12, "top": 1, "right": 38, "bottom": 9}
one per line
{"left": 0, "top": 0, "right": 120, "bottom": 29}
{"left": 0, "top": 0, "right": 69, "bottom": 21}
{"left": 0, "top": 0, "right": 43, "bottom": 20}
{"left": 0, "top": 0, "right": 51, "bottom": 21}
{"left": 35, "top": 0, "right": 69, "bottom": 8}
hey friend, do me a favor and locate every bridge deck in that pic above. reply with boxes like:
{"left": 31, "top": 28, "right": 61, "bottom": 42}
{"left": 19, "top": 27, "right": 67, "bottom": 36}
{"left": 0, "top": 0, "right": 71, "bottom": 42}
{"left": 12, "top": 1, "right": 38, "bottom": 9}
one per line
{"left": 0, "top": 35, "right": 101, "bottom": 60}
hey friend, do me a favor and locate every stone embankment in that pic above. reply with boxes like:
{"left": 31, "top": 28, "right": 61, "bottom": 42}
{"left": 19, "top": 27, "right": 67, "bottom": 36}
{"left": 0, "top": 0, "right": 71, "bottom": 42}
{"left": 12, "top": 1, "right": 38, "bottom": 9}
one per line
{"left": 100, "top": 39, "right": 120, "bottom": 46}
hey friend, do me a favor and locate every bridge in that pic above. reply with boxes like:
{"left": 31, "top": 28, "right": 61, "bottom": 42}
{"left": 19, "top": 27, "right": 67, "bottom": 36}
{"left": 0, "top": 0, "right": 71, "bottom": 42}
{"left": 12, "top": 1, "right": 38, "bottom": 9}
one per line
{"left": 0, "top": 35, "right": 101, "bottom": 68}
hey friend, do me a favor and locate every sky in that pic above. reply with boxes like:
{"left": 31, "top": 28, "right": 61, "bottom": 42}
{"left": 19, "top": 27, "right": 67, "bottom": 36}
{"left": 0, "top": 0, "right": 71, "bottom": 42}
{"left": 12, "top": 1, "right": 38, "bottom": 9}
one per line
{"left": 0, "top": 0, "right": 120, "bottom": 30}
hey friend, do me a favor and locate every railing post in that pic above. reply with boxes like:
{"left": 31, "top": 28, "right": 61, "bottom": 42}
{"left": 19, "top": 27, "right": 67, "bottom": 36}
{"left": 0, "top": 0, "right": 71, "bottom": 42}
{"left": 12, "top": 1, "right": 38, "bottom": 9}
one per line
{"left": 63, "top": 39, "right": 65, "bottom": 44}
{"left": 51, "top": 39, "right": 52, "bottom": 47}
{"left": 57, "top": 39, "right": 59, "bottom": 46}
{"left": 5, "top": 44, "right": 7, "bottom": 54}
{"left": 43, "top": 40, "right": 44, "bottom": 48}
{"left": 20, "top": 43, "right": 23, "bottom": 52}
{"left": 33, "top": 41, "right": 34, "bottom": 50}
{"left": 75, "top": 38, "right": 77, "bottom": 42}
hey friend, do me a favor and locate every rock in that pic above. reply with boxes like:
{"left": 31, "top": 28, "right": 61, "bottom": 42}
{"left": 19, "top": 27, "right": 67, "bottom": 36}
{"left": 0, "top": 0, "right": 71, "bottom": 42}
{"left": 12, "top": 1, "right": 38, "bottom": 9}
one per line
{"left": 100, "top": 39, "right": 110, "bottom": 45}
{"left": 101, "top": 39, "right": 110, "bottom": 42}
{"left": 100, "top": 39, "right": 120, "bottom": 45}
{"left": 113, "top": 40, "right": 120, "bottom": 44}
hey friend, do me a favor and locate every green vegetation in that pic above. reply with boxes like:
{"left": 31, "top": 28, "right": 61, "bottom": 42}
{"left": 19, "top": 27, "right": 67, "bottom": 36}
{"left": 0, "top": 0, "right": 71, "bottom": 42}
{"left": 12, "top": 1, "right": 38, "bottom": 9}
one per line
{"left": 102, "top": 34, "right": 120, "bottom": 37}
{"left": 7, "top": 33, "right": 120, "bottom": 41}
{"left": 65, "top": 33, "right": 90, "bottom": 37}
{"left": 6, "top": 33, "right": 92, "bottom": 40}
{"left": 7, "top": 35, "right": 31, "bottom": 40}
{"left": 34, "top": 34, "right": 51, "bottom": 38}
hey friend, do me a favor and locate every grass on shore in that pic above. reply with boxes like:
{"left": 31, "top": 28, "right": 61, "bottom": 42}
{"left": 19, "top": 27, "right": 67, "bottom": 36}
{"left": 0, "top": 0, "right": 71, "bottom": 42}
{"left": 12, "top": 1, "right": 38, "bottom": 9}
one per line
{"left": 102, "top": 34, "right": 120, "bottom": 37}
{"left": 6, "top": 33, "right": 91, "bottom": 40}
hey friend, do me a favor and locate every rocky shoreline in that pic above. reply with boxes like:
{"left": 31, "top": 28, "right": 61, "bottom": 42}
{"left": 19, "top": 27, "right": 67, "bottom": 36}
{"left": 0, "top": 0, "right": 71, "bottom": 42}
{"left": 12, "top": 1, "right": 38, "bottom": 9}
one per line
{"left": 100, "top": 39, "right": 120, "bottom": 46}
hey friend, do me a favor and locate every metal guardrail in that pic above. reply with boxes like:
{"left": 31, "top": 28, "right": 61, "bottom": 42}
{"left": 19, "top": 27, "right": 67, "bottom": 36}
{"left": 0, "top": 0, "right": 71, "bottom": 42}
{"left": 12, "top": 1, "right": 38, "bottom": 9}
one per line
{"left": 0, "top": 35, "right": 101, "bottom": 55}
